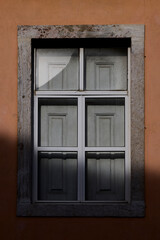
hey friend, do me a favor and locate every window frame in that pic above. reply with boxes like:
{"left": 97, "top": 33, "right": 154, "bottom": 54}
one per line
{"left": 17, "top": 25, "right": 145, "bottom": 217}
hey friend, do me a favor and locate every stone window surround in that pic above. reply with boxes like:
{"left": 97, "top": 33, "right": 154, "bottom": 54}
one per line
{"left": 17, "top": 25, "right": 145, "bottom": 217}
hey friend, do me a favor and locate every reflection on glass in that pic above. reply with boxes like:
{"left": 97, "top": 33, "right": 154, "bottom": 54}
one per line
{"left": 38, "top": 152, "right": 77, "bottom": 200}
{"left": 38, "top": 98, "right": 78, "bottom": 147}
{"left": 85, "top": 48, "right": 127, "bottom": 90}
{"left": 86, "top": 98, "right": 125, "bottom": 147}
{"left": 85, "top": 152, "right": 125, "bottom": 201}
{"left": 36, "top": 49, "right": 79, "bottom": 90}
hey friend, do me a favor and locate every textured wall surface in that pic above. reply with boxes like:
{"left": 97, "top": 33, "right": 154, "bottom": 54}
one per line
{"left": 0, "top": 0, "right": 160, "bottom": 239}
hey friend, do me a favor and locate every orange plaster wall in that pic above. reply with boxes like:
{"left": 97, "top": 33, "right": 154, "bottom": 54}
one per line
{"left": 0, "top": 0, "right": 160, "bottom": 239}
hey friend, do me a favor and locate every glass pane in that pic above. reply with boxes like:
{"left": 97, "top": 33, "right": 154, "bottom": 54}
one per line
{"left": 38, "top": 98, "right": 78, "bottom": 147}
{"left": 38, "top": 152, "right": 77, "bottom": 201}
{"left": 36, "top": 49, "right": 79, "bottom": 90}
{"left": 85, "top": 152, "right": 125, "bottom": 201}
{"left": 85, "top": 48, "right": 127, "bottom": 90}
{"left": 86, "top": 98, "right": 125, "bottom": 147}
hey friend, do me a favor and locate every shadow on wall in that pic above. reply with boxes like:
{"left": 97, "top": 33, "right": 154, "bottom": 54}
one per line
{"left": 1, "top": 134, "right": 160, "bottom": 239}
{"left": 0, "top": 134, "right": 18, "bottom": 229}
{"left": 0, "top": 130, "right": 159, "bottom": 204}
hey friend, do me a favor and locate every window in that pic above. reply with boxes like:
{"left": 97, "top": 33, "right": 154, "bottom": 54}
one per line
{"left": 17, "top": 25, "right": 145, "bottom": 216}
{"left": 34, "top": 46, "right": 129, "bottom": 202}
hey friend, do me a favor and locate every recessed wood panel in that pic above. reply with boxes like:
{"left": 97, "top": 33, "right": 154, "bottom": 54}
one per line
{"left": 96, "top": 114, "right": 114, "bottom": 146}
{"left": 48, "top": 114, "right": 66, "bottom": 146}
{"left": 95, "top": 63, "right": 114, "bottom": 90}
{"left": 49, "top": 158, "right": 63, "bottom": 191}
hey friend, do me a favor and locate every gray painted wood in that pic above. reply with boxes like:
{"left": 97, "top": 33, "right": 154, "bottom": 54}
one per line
{"left": 40, "top": 104, "right": 77, "bottom": 147}
{"left": 86, "top": 154, "right": 124, "bottom": 200}
{"left": 38, "top": 153, "right": 77, "bottom": 200}
{"left": 36, "top": 49, "right": 79, "bottom": 90}
{"left": 85, "top": 48, "right": 127, "bottom": 90}
{"left": 87, "top": 101, "right": 124, "bottom": 147}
